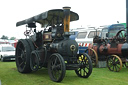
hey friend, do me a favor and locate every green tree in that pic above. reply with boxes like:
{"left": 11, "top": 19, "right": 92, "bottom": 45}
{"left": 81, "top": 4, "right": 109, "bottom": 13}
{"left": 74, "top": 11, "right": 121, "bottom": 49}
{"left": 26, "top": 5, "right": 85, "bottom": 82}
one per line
{"left": 1, "top": 35, "right": 8, "bottom": 40}
{"left": 10, "top": 37, "right": 16, "bottom": 40}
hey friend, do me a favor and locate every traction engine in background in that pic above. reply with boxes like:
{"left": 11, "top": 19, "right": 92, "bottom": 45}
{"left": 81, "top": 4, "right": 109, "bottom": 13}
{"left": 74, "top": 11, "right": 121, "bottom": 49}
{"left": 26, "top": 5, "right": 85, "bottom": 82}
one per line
{"left": 87, "top": 24, "right": 128, "bottom": 72}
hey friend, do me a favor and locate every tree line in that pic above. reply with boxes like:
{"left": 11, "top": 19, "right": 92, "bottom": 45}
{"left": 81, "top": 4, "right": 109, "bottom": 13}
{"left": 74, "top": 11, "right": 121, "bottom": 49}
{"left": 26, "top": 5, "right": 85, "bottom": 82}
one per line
{"left": 0, "top": 35, "right": 16, "bottom": 40}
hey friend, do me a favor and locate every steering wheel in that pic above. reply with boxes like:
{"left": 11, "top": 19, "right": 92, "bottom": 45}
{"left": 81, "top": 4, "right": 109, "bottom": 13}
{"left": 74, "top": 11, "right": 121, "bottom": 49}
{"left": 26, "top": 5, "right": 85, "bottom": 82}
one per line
{"left": 24, "top": 30, "right": 31, "bottom": 36}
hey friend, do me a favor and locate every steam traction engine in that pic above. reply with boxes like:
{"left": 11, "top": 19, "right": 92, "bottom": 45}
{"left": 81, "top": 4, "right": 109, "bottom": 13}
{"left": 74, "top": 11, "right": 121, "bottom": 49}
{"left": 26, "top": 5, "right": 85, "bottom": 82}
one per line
{"left": 15, "top": 7, "right": 92, "bottom": 82}
{"left": 87, "top": 24, "right": 128, "bottom": 72}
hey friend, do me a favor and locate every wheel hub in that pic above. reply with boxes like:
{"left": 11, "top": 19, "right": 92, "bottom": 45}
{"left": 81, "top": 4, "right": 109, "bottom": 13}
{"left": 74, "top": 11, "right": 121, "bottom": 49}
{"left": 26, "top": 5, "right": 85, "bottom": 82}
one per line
{"left": 112, "top": 62, "right": 116, "bottom": 66}
{"left": 80, "top": 62, "right": 86, "bottom": 68}
{"left": 21, "top": 53, "right": 26, "bottom": 61}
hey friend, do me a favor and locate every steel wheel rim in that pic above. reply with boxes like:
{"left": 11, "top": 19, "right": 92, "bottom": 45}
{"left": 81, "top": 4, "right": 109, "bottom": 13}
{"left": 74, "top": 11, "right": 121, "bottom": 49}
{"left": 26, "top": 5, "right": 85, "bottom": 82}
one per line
{"left": 77, "top": 55, "right": 89, "bottom": 77}
{"left": 48, "top": 53, "right": 66, "bottom": 82}
{"left": 51, "top": 56, "right": 62, "bottom": 80}
{"left": 16, "top": 42, "right": 27, "bottom": 71}
{"left": 30, "top": 51, "right": 39, "bottom": 71}
{"left": 107, "top": 55, "right": 122, "bottom": 72}
{"left": 88, "top": 48, "right": 98, "bottom": 67}
{"left": 75, "top": 53, "right": 92, "bottom": 78}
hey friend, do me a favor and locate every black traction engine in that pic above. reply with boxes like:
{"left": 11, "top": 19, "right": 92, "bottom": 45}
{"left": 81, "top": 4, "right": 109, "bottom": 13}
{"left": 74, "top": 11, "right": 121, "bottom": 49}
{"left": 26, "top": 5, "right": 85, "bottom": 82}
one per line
{"left": 15, "top": 7, "right": 92, "bottom": 82}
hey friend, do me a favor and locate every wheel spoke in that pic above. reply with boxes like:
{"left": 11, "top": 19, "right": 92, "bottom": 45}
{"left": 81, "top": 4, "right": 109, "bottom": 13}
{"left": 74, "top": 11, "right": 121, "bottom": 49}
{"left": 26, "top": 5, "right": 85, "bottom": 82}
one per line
{"left": 18, "top": 47, "right": 23, "bottom": 51}
{"left": 109, "top": 58, "right": 113, "bottom": 62}
{"left": 83, "top": 68, "right": 88, "bottom": 76}
{"left": 91, "top": 58, "right": 95, "bottom": 61}
{"left": 88, "top": 49, "right": 97, "bottom": 67}
{"left": 107, "top": 55, "right": 122, "bottom": 72}
{"left": 108, "top": 57, "right": 114, "bottom": 71}
{"left": 56, "top": 64, "right": 61, "bottom": 68}
{"left": 51, "top": 60, "right": 55, "bottom": 66}
{"left": 115, "top": 66, "right": 118, "bottom": 71}
{"left": 19, "top": 61, "right": 25, "bottom": 68}
{"left": 86, "top": 66, "right": 89, "bottom": 70}
{"left": 91, "top": 52, "right": 95, "bottom": 59}
{"left": 48, "top": 53, "right": 65, "bottom": 82}
{"left": 54, "top": 57, "right": 58, "bottom": 65}
{"left": 79, "top": 68, "right": 81, "bottom": 76}
{"left": 108, "top": 63, "right": 113, "bottom": 68}
{"left": 115, "top": 60, "right": 120, "bottom": 64}
{"left": 116, "top": 64, "right": 120, "bottom": 69}
{"left": 77, "top": 68, "right": 81, "bottom": 72}
{"left": 18, "top": 56, "right": 22, "bottom": 59}
{"left": 112, "top": 65, "right": 114, "bottom": 71}
{"left": 108, "top": 60, "right": 113, "bottom": 67}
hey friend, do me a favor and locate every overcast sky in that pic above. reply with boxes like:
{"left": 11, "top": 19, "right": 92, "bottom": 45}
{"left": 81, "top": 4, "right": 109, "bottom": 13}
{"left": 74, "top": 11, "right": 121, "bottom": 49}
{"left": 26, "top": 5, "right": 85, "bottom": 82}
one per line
{"left": 0, "top": 0, "right": 126, "bottom": 39}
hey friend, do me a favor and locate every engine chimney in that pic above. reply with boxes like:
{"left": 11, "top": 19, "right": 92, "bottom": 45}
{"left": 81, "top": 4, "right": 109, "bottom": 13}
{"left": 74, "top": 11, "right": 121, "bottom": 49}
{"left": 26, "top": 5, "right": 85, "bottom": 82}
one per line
{"left": 63, "top": 7, "right": 71, "bottom": 32}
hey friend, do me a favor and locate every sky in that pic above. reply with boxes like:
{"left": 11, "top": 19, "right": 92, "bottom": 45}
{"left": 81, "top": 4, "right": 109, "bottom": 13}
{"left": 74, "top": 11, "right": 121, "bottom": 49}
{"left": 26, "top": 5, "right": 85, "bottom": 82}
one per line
{"left": 0, "top": 0, "right": 126, "bottom": 39}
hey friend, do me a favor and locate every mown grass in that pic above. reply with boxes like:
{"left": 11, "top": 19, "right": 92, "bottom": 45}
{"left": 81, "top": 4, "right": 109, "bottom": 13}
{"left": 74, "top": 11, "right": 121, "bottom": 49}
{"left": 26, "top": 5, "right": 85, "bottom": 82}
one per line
{"left": 0, "top": 61, "right": 128, "bottom": 85}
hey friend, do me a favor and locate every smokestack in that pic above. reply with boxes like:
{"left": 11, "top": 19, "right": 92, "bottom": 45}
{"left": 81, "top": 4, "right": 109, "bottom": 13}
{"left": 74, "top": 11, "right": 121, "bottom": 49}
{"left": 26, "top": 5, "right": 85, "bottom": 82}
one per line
{"left": 63, "top": 7, "right": 71, "bottom": 32}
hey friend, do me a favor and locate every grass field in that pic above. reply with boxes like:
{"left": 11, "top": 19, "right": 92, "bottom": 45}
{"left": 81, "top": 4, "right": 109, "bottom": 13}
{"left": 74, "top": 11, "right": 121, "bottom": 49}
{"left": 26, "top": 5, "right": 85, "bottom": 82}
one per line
{"left": 0, "top": 61, "right": 128, "bottom": 85}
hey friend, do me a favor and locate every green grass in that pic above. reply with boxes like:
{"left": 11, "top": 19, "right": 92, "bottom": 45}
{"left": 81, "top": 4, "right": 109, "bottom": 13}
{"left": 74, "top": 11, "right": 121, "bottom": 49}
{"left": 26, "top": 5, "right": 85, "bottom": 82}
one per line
{"left": 0, "top": 61, "right": 128, "bottom": 85}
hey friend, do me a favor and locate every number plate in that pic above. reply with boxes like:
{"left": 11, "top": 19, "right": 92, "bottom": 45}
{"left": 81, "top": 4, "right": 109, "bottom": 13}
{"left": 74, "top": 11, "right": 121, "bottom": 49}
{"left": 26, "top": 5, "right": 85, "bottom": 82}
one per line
{"left": 11, "top": 58, "right": 15, "bottom": 60}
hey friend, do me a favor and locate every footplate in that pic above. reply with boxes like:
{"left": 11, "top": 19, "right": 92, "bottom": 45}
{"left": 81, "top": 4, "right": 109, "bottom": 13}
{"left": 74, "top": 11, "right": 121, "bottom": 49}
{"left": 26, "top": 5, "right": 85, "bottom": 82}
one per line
{"left": 66, "top": 63, "right": 81, "bottom": 70}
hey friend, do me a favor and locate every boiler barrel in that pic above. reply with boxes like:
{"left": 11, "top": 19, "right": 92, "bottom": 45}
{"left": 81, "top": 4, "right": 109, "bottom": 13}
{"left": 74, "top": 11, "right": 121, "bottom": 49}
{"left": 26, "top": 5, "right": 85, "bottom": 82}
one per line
{"left": 99, "top": 44, "right": 122, "bottom": 55}
{"left": 93, "top": 43, "right": 128, "bottom": 58}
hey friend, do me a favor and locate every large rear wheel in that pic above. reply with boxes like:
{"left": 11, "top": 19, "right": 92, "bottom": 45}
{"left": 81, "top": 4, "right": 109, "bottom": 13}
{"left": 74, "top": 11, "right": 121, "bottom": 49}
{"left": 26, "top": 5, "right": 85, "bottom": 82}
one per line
{"left": 16, "top": 39, "right": 33, "bottom": 73}
{"left": 48, "top": 53, "right": 66, "bottom": 82}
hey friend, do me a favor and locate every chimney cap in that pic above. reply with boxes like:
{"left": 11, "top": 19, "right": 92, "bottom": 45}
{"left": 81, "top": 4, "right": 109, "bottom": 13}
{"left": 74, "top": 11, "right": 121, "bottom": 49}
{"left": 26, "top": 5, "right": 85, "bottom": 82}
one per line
{"left": 63, "top": 6, "right": 71, "bottom": 9}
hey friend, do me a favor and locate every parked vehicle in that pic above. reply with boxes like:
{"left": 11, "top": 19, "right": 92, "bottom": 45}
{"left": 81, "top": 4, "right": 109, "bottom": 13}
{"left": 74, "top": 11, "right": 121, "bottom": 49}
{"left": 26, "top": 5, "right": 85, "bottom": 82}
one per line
{"left": 99, "top": 27, "right": 108, "bottom": 39}
{"left": 99, "top": 24, "right": 125, "bottom": 39}
{"left": 0, "top": 44, "right": 15, "bottom": 61}
{"left": 87, "top": 24, "right": 128, "bottom": 71}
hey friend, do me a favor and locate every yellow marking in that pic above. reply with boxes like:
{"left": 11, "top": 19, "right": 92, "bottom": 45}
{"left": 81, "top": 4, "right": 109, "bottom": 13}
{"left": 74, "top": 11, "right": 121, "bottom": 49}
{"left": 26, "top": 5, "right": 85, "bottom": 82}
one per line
{"left": 64, "top": 15, "right": 70, "bottom": 32}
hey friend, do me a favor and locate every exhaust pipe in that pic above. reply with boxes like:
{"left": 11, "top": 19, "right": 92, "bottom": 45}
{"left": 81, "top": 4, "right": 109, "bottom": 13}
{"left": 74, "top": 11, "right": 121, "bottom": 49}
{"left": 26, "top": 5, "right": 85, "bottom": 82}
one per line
{"left": 63, "top": 7, "right": 71, "bottom": 32}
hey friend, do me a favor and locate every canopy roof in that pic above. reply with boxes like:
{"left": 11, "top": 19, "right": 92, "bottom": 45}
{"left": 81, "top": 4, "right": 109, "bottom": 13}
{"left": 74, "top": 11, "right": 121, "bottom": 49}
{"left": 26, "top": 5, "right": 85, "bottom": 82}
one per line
{"left": 16, "top": 9, "right": 79, "bottom": 27}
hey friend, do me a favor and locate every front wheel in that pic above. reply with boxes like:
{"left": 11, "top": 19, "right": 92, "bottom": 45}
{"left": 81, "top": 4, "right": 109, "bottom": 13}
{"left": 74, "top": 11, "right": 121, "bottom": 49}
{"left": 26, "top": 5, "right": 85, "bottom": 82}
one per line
{"left": 48, "top": 53, "right": 66, "bottom": 82}
{"left": 75, "top": 53, "right": 93, "bottom": 78}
